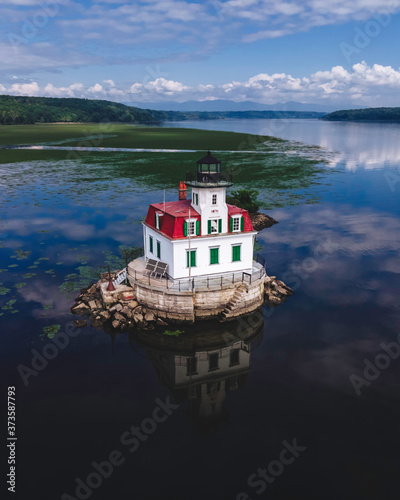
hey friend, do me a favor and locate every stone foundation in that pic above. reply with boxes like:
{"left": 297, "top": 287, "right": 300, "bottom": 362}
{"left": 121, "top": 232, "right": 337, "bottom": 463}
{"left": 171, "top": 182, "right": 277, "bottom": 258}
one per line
{"left": 70, "top": 269, "right": 294, "bottom": 332}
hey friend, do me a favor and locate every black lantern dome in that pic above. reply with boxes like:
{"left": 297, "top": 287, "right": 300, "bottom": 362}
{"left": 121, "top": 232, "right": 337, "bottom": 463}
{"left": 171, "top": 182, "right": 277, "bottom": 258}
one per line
{"left": 186, "top": 151, "right": 233, "bottom": 187}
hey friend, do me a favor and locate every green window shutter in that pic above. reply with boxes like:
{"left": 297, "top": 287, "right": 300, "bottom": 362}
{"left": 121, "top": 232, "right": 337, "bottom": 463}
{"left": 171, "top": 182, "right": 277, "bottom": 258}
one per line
{"left": 218, "top": 219, "right": 222, "bottom": 233}
{"left": 184, "top": 221, "right": 188, "bottom": 237}
{"left": 149, "top": 236, "right": 153, "bottom": 253}
{"left": 210, "top": 248, "right": 219, "bottom": 264}
{"left": 240, "top": 216, "right": 244, "bottom": 231}
{"left": 232, "top": 245, "right": 241, "bottom": 262}
{"left": 157, "top": 241, "right": 161, "bottom": 259}
{"left": 155, "top": 213, "right": 158, "bottom": 228}
{"left": 208, "top": 220, "right": 212, "bottom": 234}
{"left": 229, "top": 217, "right": 233, "bottom": 232}
{"left": 196, "top": 220, "right": 200, "bottom": 235}
{"left": 187, "top": 250, "right": 196, "bottom": 267}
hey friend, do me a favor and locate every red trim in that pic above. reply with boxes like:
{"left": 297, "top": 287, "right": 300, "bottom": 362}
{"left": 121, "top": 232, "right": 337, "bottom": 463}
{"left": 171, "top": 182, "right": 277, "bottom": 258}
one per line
{"left": 145, "top": 199, "right": 253, "bottom": 239}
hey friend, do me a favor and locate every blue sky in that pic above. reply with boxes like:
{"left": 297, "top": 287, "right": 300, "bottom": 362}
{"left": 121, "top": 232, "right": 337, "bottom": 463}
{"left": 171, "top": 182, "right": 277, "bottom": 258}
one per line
{"left": 1, "top": 0, "right": 400, "bottom": 107}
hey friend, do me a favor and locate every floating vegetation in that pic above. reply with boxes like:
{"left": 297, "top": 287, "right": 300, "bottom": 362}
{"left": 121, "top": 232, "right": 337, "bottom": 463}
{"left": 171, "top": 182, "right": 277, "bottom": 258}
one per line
{"left": 162, "top": 329, "right": 184, "bottom": 337}
{"left": 28, "top": 265, "right": 38, "bottom": 269}
{"left": 43, "top": 305, "right": 53, "bottom": 310}
{"left": 2, "top": 299, "right": 17, "bottom": 310}
{"left": 0, "top": 286, "right": 11, "bottom": 295}
{"left": 23, "top": 273, "right": 36, "bottom": 279}
{"left": 15, "top": 249, "right": 31, "bottom": 260}
{"left": 45, "top": 269, "right": 55, "bottom": 274}
{"left": 11, "top": 310, "right": 19, "bottom": 314}
{"left": 8, "top": 264, "right": 18, "bottom": 268}
{"left": 38, "top": 257, "right": 50, "bottom": 261}
{"left": 0, "top": 269, "right": 7, "bottom": 273}
{"left": 14, "top": 282, "right": 26, "bottom": 288}
{"left": 59, "top": 266, "right": 102, "bottom": 295}
{"left": 43, "top": 324, "right": 61, "bottom": 338}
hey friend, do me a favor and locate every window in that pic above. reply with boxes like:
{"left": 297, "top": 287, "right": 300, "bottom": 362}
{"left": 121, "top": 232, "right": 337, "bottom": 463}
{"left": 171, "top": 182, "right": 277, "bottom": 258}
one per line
{"left": 230, "top": 349, "right": 240, "bottom": 366}
{"left": 210, "top": 247, "right": 219, "bottom": 265}
{"left": 208, "top": 353, "right": 219, "bottom": 371}
{"left": 155, "top": 212, "right": 163, "bottom": 230}
{"left": 186, "top": 249, "right": 196, "bottom": 268}
{"left": 184, "top": 219, "right": 199, "bottom": 236}
{"left": 208, "top": 219, "right": 222, "bottom": 234}
{"left": 193, "top": 193, "right": 198, "bottom": 205}
{"left": 186, "top": 357, "right": 197, "bottom": 375}
{"left": 232, "top": 245, "right": 241, "bottom": 262}
{"left": 156, "top": 240, "right": 161, "bottom": 259}
{"left": 230, "top": 216, "right": 243, "bottom": 232}
{"left": 212, "top": 194, "right": 217, "bottom": 205}
{"left": 149, "top": 236, "right": 153, "bottom": 253}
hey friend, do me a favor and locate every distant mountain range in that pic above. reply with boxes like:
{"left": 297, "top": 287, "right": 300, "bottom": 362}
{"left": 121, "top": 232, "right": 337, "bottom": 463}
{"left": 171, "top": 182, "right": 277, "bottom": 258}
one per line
{"left": 1, "top": 95, "right": 381, "bottom": 126}
{"left": 0, "top": 95, "right": 326, "bottom": 125}
{"left": 126, "top": 99, "right": 357, "bottom": 113}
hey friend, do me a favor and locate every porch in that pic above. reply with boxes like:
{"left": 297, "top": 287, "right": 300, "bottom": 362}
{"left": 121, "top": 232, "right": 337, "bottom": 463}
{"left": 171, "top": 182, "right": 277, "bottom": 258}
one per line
{"left": 127, "top": 256, "right": 265, "bottom": 293}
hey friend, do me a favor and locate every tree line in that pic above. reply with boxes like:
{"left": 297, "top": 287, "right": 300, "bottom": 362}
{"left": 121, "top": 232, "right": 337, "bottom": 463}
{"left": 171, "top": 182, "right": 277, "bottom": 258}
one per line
{"left": 322, "top": 107, "right": 400, "bottom": 122}
{"left": 0, "top": 95, "right": 326, "bottom": 125}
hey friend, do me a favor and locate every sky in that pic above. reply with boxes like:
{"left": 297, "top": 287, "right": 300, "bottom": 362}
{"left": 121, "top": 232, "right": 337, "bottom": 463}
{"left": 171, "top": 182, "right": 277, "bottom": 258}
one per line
{"left": 1, "top": 0, "right": 400, "bottom": 107}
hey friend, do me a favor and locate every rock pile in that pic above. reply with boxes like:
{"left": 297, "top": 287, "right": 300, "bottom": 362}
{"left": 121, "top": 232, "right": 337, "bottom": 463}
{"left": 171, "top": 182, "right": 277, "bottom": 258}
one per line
{"left": 264, "top": 275, "right": 294, "bottom": 306}
{"left": 70, "top": 273, "right": 169, "bottom": 331}
{"left": 249, "top": 212, "right": 278, "bottom": 232}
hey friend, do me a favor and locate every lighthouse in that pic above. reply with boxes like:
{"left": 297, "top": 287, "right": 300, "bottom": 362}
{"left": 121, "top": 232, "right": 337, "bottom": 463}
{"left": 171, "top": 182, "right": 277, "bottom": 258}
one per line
{"left": 142, "top": 151, "right": 257, "bottom": 280}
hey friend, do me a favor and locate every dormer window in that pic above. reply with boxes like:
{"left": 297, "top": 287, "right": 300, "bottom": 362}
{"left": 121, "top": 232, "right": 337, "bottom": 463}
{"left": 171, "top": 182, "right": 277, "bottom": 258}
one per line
{"left": 212, "top": 194, "right": 217, "bottom": 205}
{"left": 193, "top": 193, "right": 199, "bottom": 205}
{"left": 208, "top": 218, "right": 222, "bottom": 234}
{"left": 155, "top": 212, "right": 163, "bottom": 230}
{"left": 184, "top": 218, "right": 200, "bottom": 236}
{"left": 229, "top": 215, "right": 244, "bottom": 232}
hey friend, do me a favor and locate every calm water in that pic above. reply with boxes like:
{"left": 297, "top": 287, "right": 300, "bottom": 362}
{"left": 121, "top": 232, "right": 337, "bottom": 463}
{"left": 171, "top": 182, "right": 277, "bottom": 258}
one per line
{"left": 1, "top": 120, "right": 399, "bottom": 500}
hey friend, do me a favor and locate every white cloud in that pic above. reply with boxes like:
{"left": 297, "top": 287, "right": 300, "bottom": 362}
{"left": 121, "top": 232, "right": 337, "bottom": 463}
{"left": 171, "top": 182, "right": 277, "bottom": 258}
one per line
{"left": 220, "top": 0, "right": 400, "bottom": 42}
{"left": 1, "top": 0, "right": 400, "bottom": 76}
{"left": 88, "top": 83, "right": 105, "bottom": 94}
{"left": 3, "top": 62, "right": 400, "bottom": 106}
{"left": 8, "top": 81, "right": 40, "bottom": 95}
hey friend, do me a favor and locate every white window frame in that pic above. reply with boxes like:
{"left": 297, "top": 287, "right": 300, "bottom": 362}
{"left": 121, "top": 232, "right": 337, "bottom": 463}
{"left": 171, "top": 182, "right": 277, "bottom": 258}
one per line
{"left": 186, "top": 218, "right": 197, "bottom": 236}
{"left": 155, "top": 212, "right": 163, "bottom": 230}
{"left": 232, "top": 215, "right": 242, "bottom": 232}
{"left": 232, "top": 243, "right": 242, "bottom": 262}
{"left": 186, "top": 248, "right": 197, "bottom": 268}
{"left": 210, "top": 219, "right": 219, "bottom": 234}
{"left": 193, "top": 192, "right": 198, "bottom": 205}
{"left": 209, "top": 246, "right": 220, "bottom": 265}
{"left": 211, "top": 193, "right": 217, "bottom": 205}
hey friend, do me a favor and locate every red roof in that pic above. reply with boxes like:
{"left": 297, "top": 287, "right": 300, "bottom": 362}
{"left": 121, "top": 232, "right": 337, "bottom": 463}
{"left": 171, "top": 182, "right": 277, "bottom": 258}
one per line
{"left": 144, "top": 199, "right": 254, "bottom": 239}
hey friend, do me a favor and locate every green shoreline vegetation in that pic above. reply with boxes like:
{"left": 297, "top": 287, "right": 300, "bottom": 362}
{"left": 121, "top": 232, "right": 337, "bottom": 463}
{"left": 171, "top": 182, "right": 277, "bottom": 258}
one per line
{"left": 0, "top": 95, "right": 324, "bottom": 127}
{"left": 322, "top": 107, "right": 400, "bottom": 122}
{"left": 0, "top": 123, "right": 331, "bottom": 211}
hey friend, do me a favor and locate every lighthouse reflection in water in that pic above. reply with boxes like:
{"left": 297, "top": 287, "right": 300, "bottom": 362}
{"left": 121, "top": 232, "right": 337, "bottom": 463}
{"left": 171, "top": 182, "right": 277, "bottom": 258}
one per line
{"left": 128, "top": 309, "right": 263, "bottom": 434}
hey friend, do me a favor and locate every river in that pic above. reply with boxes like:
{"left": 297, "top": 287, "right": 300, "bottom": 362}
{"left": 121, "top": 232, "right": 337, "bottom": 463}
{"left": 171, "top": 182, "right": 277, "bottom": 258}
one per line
{"left": 1, "top": 119, "right": 399, "bottom": 500}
